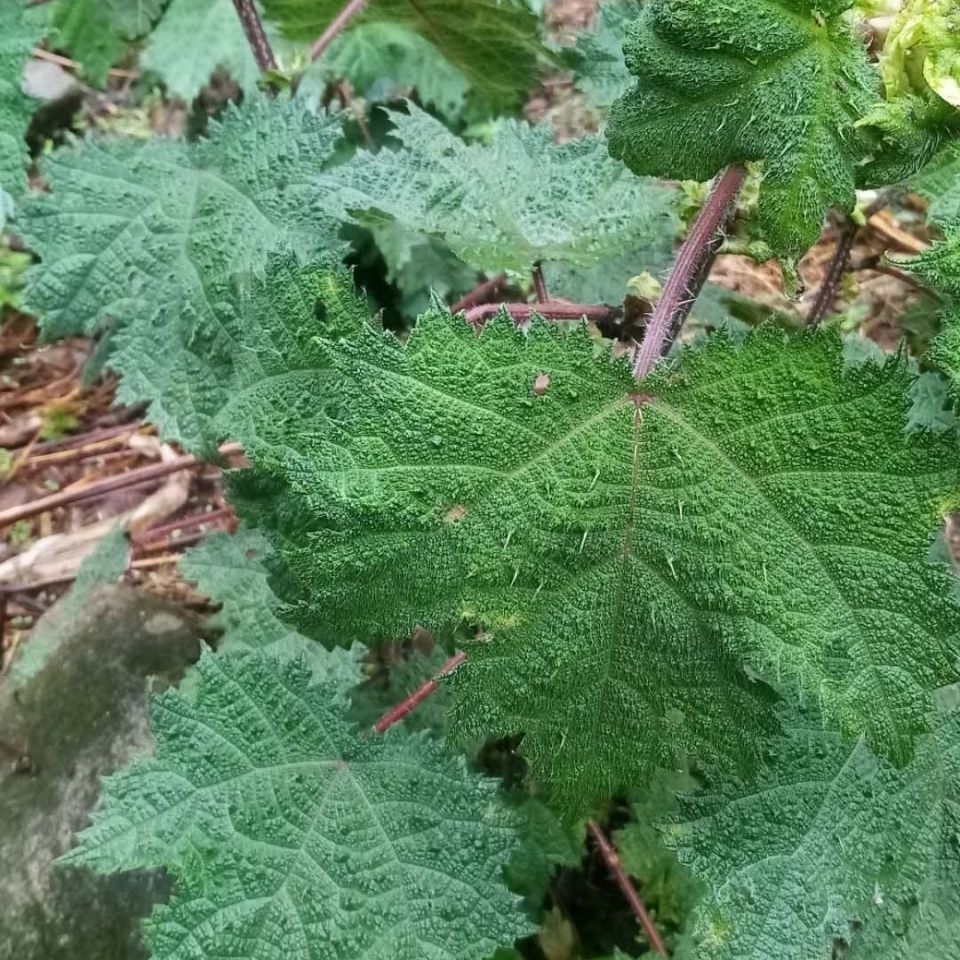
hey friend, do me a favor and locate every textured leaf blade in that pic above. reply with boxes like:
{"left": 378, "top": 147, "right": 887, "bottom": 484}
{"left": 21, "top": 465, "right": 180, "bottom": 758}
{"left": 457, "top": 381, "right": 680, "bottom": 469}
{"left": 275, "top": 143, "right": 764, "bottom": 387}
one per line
{"left": 912, "top": 141, "right": 960, "bottom": 227}
{"left": 20, "top": 99, "right": 343, "bottom": 453}
{"left": 264, "top": 0, "right": 547, "bottom": 114}
{"left": 606, "top": 0, "right": 893, "bottom": 258}
{"left": 236, "top": 311, "right": 960, "bottom": 816}
{"left": 666, "top": 704, "right": 960, "bottom": 960}
{"left": 140, "top": 0, "right": 261, "bottom": 101}
{"left": 320, "top": 104, "right": 678, "bottom": 277}
{"left": 0, "top": 0, "right": 44, "bottom": 203}
{"left": 568, "top": 0, "right": 641, "bottom": 110}
{"left": 65, "top": 648, "right": 533, "bottom": 960}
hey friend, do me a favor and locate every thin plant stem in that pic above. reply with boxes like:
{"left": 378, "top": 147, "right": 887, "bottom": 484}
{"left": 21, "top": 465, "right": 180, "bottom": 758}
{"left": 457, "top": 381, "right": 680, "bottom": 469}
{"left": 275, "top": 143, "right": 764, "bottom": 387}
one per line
{"left": 450, "top": 274, "right": 508, "bottom": 314}
{"left": 311, "top": 0, "right": 369, "bottom": 62}
{"left": 370, "top": 656, "right": 668, "bottom": 955}
{"left": 633, "top": 165, "right": 747, "bottom": 380}
{"left": 532, "top": 263, "right": 549, "bottom": 303}
{"left": 807, "top": 217, "right": 858, "bottom": 327}
{"left": 230, "top": 0, "right": 278, "bottom": 73}
{"left": 465, "top": 302, "right": 617, "bottom": 326}
{"left": 373, "top": 652, "right": 467, "bottom": 734}
{"left": 587, "top": 820, "right": 668, "bottom": 955}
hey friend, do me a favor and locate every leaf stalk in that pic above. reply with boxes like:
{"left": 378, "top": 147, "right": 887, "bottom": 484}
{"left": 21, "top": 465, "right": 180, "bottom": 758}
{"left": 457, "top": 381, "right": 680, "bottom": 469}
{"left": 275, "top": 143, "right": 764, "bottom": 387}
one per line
{"left": 311, "top": 0, "right": 370, "bottom": 62}
{"left": 633, "top": 165, "right": 746, "bottom": 379}
{"left": 230, "top": 0, "right": 278, "bottom": 73}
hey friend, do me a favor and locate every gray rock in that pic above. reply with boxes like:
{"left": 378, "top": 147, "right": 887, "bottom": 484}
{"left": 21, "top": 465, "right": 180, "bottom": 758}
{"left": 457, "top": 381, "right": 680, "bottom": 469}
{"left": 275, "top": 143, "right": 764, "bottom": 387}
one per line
{"left": 0, "top": 584, "right": 203, "bottom": 960}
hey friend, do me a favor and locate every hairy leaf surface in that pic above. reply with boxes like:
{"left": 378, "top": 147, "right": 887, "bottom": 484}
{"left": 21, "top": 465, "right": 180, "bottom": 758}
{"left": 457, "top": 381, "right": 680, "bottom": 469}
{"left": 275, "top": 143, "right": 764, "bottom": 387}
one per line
{"left": 180, "top": 529, "right": 324, "bottom": 661}
{"left": 606, "top": 0, "right": 898, "bottom": 258}
{"left": 64, "top": 648, "right": 532, "bottom": 960}
{"left": 140, "top": 0, "right": 261, "bottom": 102}
{"left": 237, "top": 313, "right": 960, "bottom": 816}
{"left": 304, "top": 21, "right": 470, "bottom": 122}
{"left": 320, "top": 105, "right": 678, "bottom": 277}
{"left": 51, "top": 0, "right": 163, "bottom": 85}
{"left": 264, "top": 0, "right": 546, "bottom": 114}
{"left": 21, "top": 100, "right": 343, "bottom": 453}
{"left": 0, "top": 0, "right": 44, "bottom": 206}
{"left": 912, "top": 141, "right": 960, "bottom": 227}
{"left": 568, "top": 0, "right": 641, "bottom": 110}
{"left": 667, "top": 704, "right": 960, "bottom": 960}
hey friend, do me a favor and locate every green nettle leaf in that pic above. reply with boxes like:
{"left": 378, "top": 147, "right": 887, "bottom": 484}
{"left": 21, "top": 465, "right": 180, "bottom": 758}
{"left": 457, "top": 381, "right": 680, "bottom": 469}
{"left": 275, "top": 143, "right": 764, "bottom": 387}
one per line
{"left": 666, "top": 704, "right": 960, "bottom": 960}
{"left": 52, "top": 0, "right": 164, "bottom": 86}
{"left": 568, "top": 0, "right": 642, "bottom": 111}
{"left": 236, "top": 312, "right": 960, "bottom": 816}
{"left": 0, "top": 0, "right": 44, "bottom": 205}
{"left": 180, "top": 529, "right": 324, "bottom": 661}
{"left": 304, "top": 21, "right": 470, "bottom": 122}
{"left": 606, "top": 0, "right": 904, "bottom": 258}
{"left": 264, "top": 0, "right": 547, "bottom": 114}
{"left": 910, "top": 226, "right": 960, "bottom": 393}
{"left": 64, "top": 648, "right": 533, "bottom": 960}
{"left": 912, "top": 141, "right": 960, "bottom": 228}
{"left": 320, "top": 105, "right": 678, "bottom": 278}
{"left": 21, "top": 99, "right": 343, "bottom": 454}
{"left": 140, "top": 0, "right": 262, "bottom": 102}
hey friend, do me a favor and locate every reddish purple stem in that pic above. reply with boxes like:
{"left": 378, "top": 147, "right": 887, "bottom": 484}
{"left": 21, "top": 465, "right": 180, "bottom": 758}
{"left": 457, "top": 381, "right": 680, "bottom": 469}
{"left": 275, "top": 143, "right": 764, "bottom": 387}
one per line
{"left": 633, "top": 165, "right": 746, "bottom": 380}
{"left": 311, "top": 0, "right": 369, "bottom": 61}
{"left": 230, "top": 0, "right": 277, "bottom": 73}
{"left": 450, "top": 274, "right": 508, "bottom": 314}
{"left": 464, "top": 302, "right": 617, "bottom": 326}
{"left": 587, "top": 820, "right": 668, "bottom": 955}
{"left": 373, "top": 652, "right": 467, "bottom": 734}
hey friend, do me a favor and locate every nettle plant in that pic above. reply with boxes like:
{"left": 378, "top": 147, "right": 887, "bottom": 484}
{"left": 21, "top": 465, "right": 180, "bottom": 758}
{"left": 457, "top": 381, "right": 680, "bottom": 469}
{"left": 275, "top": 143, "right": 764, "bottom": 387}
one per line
{"left": 5, "top": 0, "right": 960, "bottom": 957}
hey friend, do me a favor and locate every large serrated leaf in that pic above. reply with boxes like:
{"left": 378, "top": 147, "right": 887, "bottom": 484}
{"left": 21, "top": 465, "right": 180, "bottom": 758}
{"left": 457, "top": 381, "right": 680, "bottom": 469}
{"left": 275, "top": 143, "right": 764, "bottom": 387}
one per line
{"left": 0, "top": 0, "right": 45, "bottom": 207}
{"left": 20, "top": 98, "right": 343, "bottom": 454}
{"left": 319, "top": 104, "right": 678, "bottom": 279}
{"left": 605, "top": 0, "right": 920, "bottom": 258}
{"left": 64, "top": 647, "right": 533, "bottom": 960}
{"left": 264, "top": 0, "right": 547, "bottom": 114}
{"left": 232, "top": 306, "right": 960, "bottom": 817}
{"left": 666, "top": 703, "right": 960, "bottom": 960}
{"left": 140, "top": 0, "right": 262, "bottom": 102}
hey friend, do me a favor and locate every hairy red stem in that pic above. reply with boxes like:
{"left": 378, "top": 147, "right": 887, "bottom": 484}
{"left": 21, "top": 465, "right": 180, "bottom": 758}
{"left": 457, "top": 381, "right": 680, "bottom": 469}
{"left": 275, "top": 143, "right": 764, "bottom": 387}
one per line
{"left": 450, "top": 274, "right": 508, "bottom": 313}
{"left": 633, "top": 165, "right": 746, "bottom": 380}
{"left": 230, "top": 0, "right": 278, "bottom": 73}
{"left": 465, "top": 302, "right": 617, "bottom": 326}
{"left": 373, "top": 652, "right": 467, "bottom": 734}
{"left": 311, "top": 0, "right": 369, "bottom": 61}
{"left": 587, "top": 820, "right": 668, "bottom": 955}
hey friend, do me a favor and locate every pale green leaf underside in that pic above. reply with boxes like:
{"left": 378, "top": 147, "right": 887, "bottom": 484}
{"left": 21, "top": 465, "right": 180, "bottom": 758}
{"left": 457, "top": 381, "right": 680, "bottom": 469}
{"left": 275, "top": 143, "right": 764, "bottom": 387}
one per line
{"left": 20, "top": 98, "right": 343, "bottom": 454}
{"left": 140, "top": 0, "right": 261, "bottom": 102}
{"left": 0, "top": 0, "right": 44, "bottom": 203}
{"left": 569, "top": 0, "right": 641, "bottom": 110}
{"left": 236, "top": 303, "right": 960, "bottom": 817}
{"left": 319, "top": 104, "right": 678, "bottom": 276}
{"left": 64, "top": 648, "right": 532, "bottom": 960}
{"left": 668, "top": 704, "right": 960, "bottom": 960}
{"left": 264, "top": 0, "right": 546, "bottom": 114}
{"left": 179, "top": 529, "right": 324, "bottom": 663}
{"left": 606, "top": 0, "right": 886, "bottom": 258}
{"left": 305, "top": 21, "right": 470, "bottom": 122}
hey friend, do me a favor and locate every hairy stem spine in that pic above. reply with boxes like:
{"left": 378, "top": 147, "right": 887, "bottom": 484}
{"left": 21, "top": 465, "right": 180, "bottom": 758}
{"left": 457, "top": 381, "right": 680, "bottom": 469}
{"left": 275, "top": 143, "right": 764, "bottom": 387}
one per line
{"left": 311, "top": 0, "right": 369, "bottom": 62}
{"left": 633, "top": 165, "right": 746, "bottom": 380}
{"left": 230, "top": 0, "right": 278, "bottom": 73}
